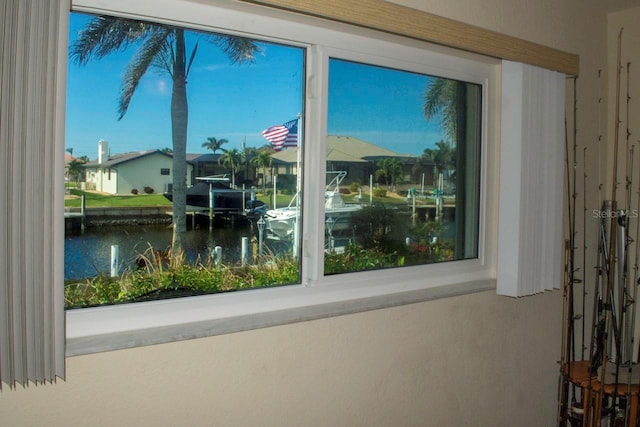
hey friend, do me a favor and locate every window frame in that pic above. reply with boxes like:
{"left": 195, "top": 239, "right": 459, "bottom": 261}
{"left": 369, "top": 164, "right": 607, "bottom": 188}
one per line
{"left": 65, "top": 0, "right": 499, "bottom": 356}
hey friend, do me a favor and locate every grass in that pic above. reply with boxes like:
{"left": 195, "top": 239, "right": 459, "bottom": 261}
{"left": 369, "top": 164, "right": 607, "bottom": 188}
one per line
{"left": 65, "top": 248, "right": 300, "bottom": 308}
{"left": 64, "top": 188, "right": 450, "bottom": 209}
{"left": 65, "top": 189, "right": 171, "bottom": 208}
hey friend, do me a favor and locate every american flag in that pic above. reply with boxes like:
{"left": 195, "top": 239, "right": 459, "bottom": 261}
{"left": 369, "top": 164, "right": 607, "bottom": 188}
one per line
{"left": 262, "top": 119, "right": 298, "bottom": 151}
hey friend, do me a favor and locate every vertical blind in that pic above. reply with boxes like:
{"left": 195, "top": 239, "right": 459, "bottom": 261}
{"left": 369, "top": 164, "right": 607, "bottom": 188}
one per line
{"left": 497, "top": 60, "right": 566, "bottom": 297}
{"left": 0, "top": 0, "right": 67, "bottom": 388}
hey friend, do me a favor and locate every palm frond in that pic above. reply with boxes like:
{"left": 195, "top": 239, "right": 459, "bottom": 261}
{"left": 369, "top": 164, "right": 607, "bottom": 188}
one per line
{"left": 209, "top": 35, "right": 261, "bottom": 64}
{"left": 150, "top": 33, "right": 176, "bottom": 76}
{"left": 118, "top": 28, "right": 173, "bottom": 120}
{"left": 186, "top": 42, "right": 199, "bottom": 78}
{"left": 70, "top": 16, "right": 160, "bottom": 65}
{"left": 423, "top": 78, "right": 457, "bottom": 142}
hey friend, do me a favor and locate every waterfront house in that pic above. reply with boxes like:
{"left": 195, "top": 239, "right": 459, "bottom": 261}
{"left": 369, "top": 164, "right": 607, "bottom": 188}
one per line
{"left": 83, "top": 141, "right": 194, "bottom": 195}
{"left": 270, "top": 135, "right": 426, "bottom": 186}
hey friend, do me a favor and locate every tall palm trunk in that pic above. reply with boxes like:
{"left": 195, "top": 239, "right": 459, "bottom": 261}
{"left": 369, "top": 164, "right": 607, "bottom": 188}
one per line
{"left": 171, "top": 29, "right": 188, "bottom": 258}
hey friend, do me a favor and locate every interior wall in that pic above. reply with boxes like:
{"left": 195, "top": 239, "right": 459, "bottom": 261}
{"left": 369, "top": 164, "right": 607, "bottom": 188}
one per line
{"left": 3, "top": 291, "right": 559, "bottom": 426}
{"left": 0, "top": 0, "right": 613, "bottom": 426}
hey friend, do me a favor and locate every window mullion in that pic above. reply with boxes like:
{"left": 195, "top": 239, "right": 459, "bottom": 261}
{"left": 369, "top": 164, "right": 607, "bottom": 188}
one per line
{"left": 301, "top": 45, "right": 328, "bottom": 285}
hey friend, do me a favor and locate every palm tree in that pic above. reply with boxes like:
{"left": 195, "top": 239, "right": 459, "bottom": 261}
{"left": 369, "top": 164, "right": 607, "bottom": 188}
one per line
{"left": 218, "top": 148, "right": 244, "bottom": 188}
{"left": 65, "top": 158, "right": 87, "bottom": 184}
{"left": 422, "top": 140, "right": 454, "bottom": 178}
{"left": 423, "top": 78, "right": 458, "bottom": 142}
{"left": 201, "top": 136, "right": 228, "bottom": 155}
{"left": 250, "top": 149, "right": 272, "bottom": 194}
{"left": 70, "top": 16, "right": 259, "bottom": 257}
{"left": 375, "top": 158, "right": 403, "bottom": 188}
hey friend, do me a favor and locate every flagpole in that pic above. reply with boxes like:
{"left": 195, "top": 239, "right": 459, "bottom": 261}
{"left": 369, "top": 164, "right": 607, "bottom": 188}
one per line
{"left": 293, "top": 113, "right": 302, "bottom": 258}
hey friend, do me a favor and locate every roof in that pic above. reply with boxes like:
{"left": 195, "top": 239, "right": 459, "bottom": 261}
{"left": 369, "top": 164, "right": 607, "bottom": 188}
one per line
{"left": 187, "top": 153, "right": 222, "bottom": 163}
{"left": 271, "top": 135, "right": 416, "bottom": 164}
{"left": 84, "top": 149, "right": 190, "bottom": 168}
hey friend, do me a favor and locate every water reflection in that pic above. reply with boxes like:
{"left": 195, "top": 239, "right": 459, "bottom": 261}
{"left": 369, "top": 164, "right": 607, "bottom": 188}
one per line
{"left": 65, "top": 223, "right": 255, "bottom": 280}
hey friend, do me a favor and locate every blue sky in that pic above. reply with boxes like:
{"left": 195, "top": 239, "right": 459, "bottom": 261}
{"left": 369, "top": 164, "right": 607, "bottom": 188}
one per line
{"left": 65, "top": 12, "right": 445, "bottom": 159}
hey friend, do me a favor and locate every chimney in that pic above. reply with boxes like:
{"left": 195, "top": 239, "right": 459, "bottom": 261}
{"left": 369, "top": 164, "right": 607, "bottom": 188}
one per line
{"left": 98, "top": 140, "right": 109, "bottom": 164}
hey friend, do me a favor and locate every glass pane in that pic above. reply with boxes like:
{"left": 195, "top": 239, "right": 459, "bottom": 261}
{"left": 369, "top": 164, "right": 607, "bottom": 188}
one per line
{"left": 64, "top": 11, "right": 304, "bottom": 308}
{"left": 325, "top": 58, "right": 482, "bottom": 275}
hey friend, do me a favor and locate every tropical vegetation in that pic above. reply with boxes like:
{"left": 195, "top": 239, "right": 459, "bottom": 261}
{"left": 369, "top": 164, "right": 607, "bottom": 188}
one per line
{"left": 65, "top": 158, "right": 87, "bottom": 183}
{"left": 250, "top": 149, "right": 273, "bottom": 193}
{"left": 202, "top": 136, "right": 229, "bottom": 155}
{"left": 375, "top": 158, "right": 404, "bottom": 187}
{"left": 65, "top": 249, "right": 299, "bottom": 308}
{"left": 218, "top": 148, "right": 244, "bottom": 187}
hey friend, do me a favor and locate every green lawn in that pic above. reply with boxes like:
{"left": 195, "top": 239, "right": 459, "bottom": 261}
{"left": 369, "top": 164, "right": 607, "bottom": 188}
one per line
{"left": 65, "top": 189, "right": 296, "bottom": 209}
{"left": 64, "top": 189, "right": 442, "bottom": 209}
{"left": 65, "top": 189, "right": 171, "bottom": 208}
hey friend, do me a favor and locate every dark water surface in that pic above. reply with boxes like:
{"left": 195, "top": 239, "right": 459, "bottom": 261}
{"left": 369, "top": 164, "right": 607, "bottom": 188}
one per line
{"left": 65, "top": 223, "right": 256, "bottom": 280}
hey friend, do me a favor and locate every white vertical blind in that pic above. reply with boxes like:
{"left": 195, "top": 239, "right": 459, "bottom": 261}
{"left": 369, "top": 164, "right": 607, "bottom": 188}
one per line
{"left": 0, "top": 0, "right": 67, "bottom": 388}
{"left": 497, "top": 60, "right": 565, "bottom": 297}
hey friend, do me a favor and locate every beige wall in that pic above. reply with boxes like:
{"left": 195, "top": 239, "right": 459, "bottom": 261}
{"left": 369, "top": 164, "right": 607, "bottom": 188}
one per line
{"left": 0, "top": 1, "right": 620, "bottom": 426}
{"left": 3, "top": 291, "right": 559, "bottom": 426}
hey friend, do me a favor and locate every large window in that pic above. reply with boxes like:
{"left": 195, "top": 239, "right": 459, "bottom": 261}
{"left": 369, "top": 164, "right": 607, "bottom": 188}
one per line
{"left": 65, "top": 11, "right": 305, "bottom": 307}
{"left": 65, "top": 0, "right": 498, "bottom": 355}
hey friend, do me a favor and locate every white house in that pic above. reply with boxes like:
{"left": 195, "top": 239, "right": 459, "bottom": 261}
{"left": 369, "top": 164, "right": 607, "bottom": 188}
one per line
{"left": 84, "top": 140, "right": 193, "bottom": 195}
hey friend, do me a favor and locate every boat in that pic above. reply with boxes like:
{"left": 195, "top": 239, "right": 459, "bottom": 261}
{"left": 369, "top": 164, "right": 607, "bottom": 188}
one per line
{"left": 265, "top": 171, "right": 363, "bottom": 241}
{"left": 163, "top": 175, "right": 266, "bottom": 217}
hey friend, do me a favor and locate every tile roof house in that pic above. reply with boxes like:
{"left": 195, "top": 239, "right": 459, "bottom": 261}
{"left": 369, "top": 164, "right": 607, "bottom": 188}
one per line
{"left": 270, "top": 135, "right": 422, "bottom": 185}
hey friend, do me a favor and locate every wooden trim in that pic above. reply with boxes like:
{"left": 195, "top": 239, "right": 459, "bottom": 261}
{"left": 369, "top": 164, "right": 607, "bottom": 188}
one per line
{"left": 240, "top": 0, "right": 579, "bottom": 76}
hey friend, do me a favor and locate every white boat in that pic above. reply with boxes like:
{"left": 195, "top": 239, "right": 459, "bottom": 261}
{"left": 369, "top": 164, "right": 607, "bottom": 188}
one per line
{"left": 265, "top": 171, "right": 362, "bottom": 241}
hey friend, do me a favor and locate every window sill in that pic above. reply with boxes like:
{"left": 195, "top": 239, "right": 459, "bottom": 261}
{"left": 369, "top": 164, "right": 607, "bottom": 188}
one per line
{"left": 66, "top": 276, "right": 495, "bottom": 356}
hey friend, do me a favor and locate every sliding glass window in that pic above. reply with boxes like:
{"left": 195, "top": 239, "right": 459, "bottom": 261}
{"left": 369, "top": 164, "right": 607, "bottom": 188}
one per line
{"left": 64, "top": 11, "right": 304, "bottom": 308}
{"left": 324, "top": 59, "right": 482, "bottom": 275}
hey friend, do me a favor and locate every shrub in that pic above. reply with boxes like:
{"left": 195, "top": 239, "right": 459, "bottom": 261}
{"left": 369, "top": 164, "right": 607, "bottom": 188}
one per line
{"left": 373, "top": 188, "right": 387, "bottom": 197}
{"left": 143, "top": 186, "right": 154, "bottom": 194}
{"left": 131, "top": 188, "right": 139, "bottom": 195}
{"left": 64, "top": 250, "right": 300, "bottom": 309}
{"left": 339, "top": 187, "right": 350, "bottom": 194}
{"left": 349, "top": 182, "right": 361, "bottom": 192}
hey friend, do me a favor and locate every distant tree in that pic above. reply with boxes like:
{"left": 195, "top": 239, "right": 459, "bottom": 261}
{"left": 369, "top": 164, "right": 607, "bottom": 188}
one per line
{"left": 201, "top": 136, "right": 228, "bottom": 155}
{"left": 242, "top": 145, "right": 260, "bottom": 182}
{"left": 250, "top": 150, "right": 272, "bottom": 193}
{"left": 161, "top": 147, "right": 173, "bottom": 153}
{"left": 375, "top": 158, "right": 403, "bottom": 188}
{"left": 66, "top": 158, "right": 87, "bottom": 183}
{"left": 218, "top": 148, "right": 244, "bottom": 187}
{"left": 422, "top": 140, "right": 455, "bottom": 186}
{"left": 66, "top": 147, "right": 74, "bottom": 156}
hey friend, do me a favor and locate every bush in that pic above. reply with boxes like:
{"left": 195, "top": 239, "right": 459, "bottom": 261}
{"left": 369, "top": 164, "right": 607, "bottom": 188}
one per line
{"left": 373, "top": 188, "right": 387, "bottom": 197}
{"left": 339, "top": 187, "right": 350, "bottom": 194}
{"left": 131, "top": 188, "right": 139, "bottom": 195}
{"left": 349, "top": 182, "right": 361, "bottom": 192}
{"left": 64, "top": 251, "right": 299, "bottom": 308}
{"left": 143, "top": 186, "right": 154, "bottom": 194}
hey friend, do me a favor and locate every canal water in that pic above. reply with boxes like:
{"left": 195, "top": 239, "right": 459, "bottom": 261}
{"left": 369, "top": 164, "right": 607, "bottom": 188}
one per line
{"left": 64, "top": 223, "right": 258, "bottom": 280}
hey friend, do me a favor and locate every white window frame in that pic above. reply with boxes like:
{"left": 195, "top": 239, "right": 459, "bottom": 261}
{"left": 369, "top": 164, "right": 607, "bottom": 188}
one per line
{"left": 65, "top": 0, "right": 500, "bottom": 355}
